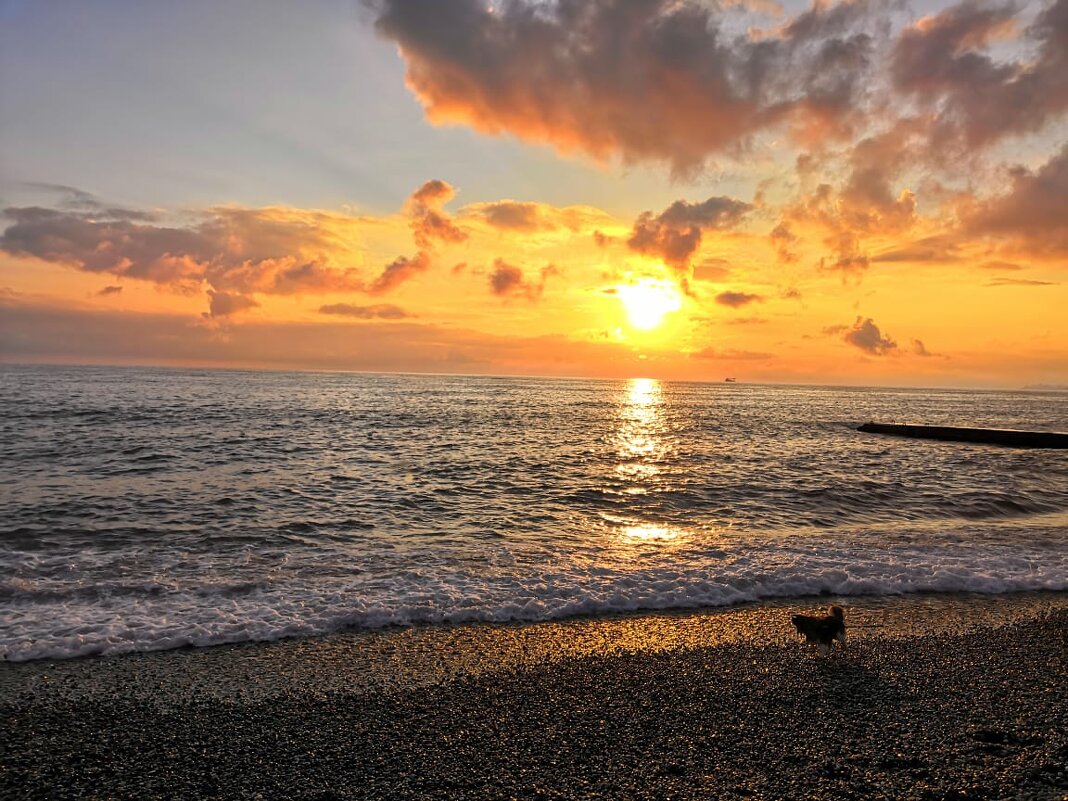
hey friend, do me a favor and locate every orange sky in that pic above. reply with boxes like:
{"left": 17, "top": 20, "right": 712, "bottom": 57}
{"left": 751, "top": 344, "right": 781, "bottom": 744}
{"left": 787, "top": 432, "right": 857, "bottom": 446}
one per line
{"left": 1, "top": 0, "right": 1065, "bottom": 387}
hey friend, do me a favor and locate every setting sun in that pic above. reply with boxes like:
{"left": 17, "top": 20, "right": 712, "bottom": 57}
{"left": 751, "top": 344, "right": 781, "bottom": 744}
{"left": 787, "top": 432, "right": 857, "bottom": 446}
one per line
{"left": 617, "top": 278, "right": 683, "bottom": 330}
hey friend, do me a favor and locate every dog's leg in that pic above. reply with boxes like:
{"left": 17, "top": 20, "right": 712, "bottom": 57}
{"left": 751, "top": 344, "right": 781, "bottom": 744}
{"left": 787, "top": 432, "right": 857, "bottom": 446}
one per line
{"left": 836, "top": 631, "right": 847, "bottom": 651}
{"left": 818, "top": 642, "right": 829, "bottom": 657}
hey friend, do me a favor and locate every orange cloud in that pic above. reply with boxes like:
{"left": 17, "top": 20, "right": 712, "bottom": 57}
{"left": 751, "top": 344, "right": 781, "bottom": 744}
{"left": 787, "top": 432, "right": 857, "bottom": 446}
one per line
{"left": 488, "top": 259, "right": 559, "bottom": 301}
{"left": 627, "top": 196, "right": 751, "bottom": 274}
{"left": 373, "top": 0, "right": 889, "bottom": 174}
{"left": 0, "top": 205, "right": 366, "bottom": 296}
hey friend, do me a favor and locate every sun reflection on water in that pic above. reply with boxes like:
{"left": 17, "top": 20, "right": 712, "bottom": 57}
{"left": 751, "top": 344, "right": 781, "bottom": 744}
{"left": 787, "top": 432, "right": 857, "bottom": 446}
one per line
{"left": 616, "top": 378, "right": 665, "bottom": 466}
{"left": 610, "top": 377, "right": 691, "bottom": 547}
{"left": 621, "top": 524, "right": 682, "bottom": 542}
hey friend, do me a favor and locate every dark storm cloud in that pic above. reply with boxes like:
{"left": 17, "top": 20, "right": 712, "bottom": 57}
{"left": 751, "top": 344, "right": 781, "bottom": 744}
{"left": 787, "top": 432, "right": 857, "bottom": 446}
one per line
{"left": 627, "top": 196, "right": 751, "bottom": 272}
{"left": 319, "top": 302, "right": 411, "bottom": 319}
{"left": 891, "top": 0, "right": 1068, "bottom": 153}
{"left": 372, "top": 0, "right": 893, "bottom": 173}
{"left": 843, "top": 317, "right": 897, "bottom": 355}
{"left": 96, "top": 285, "right": 123, "bottom": 297}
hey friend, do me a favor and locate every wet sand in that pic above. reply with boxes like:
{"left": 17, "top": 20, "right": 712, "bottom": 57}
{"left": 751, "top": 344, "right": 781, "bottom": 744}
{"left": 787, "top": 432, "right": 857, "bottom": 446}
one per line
{"left": 3, "top": 592, "right": 1067, "bottom": 799}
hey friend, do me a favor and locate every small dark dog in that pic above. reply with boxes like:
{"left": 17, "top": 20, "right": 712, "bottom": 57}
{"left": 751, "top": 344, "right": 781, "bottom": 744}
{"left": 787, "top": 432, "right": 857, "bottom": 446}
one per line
{"left": 791, "top": 605, "right": 846, "bottom": 655}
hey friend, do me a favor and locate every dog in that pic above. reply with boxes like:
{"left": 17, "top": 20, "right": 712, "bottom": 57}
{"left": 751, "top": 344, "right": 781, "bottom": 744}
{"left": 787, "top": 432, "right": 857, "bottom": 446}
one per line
{"left": 791, "top": 605, "right": 846, "bottom": 656}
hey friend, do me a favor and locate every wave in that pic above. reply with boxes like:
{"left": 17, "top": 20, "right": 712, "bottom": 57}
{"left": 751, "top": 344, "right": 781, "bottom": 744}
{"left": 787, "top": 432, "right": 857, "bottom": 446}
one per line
{"left": 4, "top": 538, "right": 1066, "bottom": 661}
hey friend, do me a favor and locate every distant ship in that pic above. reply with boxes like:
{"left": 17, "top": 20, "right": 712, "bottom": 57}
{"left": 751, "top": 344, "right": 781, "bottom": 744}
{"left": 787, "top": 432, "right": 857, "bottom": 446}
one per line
{"left": 724, "top": 377, "right": 737, "bottom": 383}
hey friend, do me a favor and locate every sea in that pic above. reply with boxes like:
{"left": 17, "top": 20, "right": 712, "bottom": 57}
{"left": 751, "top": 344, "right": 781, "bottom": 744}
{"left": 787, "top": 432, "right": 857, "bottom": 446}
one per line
{"left": 1, "top": 364, "right": 1066, "bottom": 661}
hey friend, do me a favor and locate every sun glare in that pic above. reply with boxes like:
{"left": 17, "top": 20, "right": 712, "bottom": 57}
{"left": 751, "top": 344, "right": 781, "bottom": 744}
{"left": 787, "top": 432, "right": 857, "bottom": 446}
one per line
{"left": 617, "top": 278, "right": 683, "bottom": 330}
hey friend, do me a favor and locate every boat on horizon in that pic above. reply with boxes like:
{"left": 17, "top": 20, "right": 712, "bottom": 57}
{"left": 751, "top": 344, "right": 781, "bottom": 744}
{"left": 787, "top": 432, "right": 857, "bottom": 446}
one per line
{"left": 724, "top": 377, "right": 737, "bottom": 383}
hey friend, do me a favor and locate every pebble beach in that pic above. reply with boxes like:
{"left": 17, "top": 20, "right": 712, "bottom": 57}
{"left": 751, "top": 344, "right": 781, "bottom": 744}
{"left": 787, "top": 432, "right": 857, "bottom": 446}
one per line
{"left": 3, "top": 592, "right": 1067, "bottom": 800}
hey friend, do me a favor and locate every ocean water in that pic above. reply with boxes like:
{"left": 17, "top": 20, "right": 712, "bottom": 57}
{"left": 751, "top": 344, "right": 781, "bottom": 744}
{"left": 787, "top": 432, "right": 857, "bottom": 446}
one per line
{"left": 1, "top": 365, "right": 1066, "bottom": 661}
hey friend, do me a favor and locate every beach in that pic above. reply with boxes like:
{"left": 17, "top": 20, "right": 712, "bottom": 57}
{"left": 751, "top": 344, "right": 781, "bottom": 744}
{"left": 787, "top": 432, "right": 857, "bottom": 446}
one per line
{"left": 3, "top": 592, "right": 1067, "bottom": 800}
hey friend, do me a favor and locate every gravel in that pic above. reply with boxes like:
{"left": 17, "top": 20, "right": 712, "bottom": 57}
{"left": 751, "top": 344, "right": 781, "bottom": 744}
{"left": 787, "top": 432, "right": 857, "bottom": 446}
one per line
{"left": 2, "top": 594, "right": 1067, "bottom": 800}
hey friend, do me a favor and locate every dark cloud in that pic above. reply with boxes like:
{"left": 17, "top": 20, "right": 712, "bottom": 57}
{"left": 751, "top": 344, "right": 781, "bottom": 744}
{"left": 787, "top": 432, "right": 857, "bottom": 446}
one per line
{"left": 967, "top": 145, "right": 1068, "bottom": 255}
{"left": 476, "top": 201, "right": 545, "bottom": 232}
{"left": 715, "top": 291, "right": 764, "bottom": 308}
{"left": 319, "top": 303, "right": 411, "bottom": 319}
{"left": 489, "top": 259, "right": 558, "bottom": 300}
{"left": 843, "top": 316, "right": 897, "bottom": 355}
{"left": 891, "top": 0, "right": 1068, "bottom": 153}
{"left": 628, "top": 196, "right": 751, "bottom": 272}
{"left": 372, "top": 0, "right": 892, "bottom": 174}
{"left": 205, "top": 290, "right": 259, "bottom": 318}
{"left": 96, "top": 285, "right": 123, "bottom": 297}
{"left": 368, "top": 251, "right": 432, "bottom": 295}
{"left": 912, "top": 339, "right": 933, "bottom": 357}
{"left": 0, "top": 205, "right": 363, "bottom": 294}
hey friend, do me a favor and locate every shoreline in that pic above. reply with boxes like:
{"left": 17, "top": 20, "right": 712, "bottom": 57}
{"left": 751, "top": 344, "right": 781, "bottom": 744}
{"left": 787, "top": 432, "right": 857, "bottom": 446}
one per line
{"left": 4, "top": 591, "right": 1068, "bottom": 799}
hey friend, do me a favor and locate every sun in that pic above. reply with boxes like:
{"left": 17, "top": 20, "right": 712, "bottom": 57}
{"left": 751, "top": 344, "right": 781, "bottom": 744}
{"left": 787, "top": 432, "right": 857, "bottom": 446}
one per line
{"left": 617, "top": 278, "right": 683, "bottom": 330}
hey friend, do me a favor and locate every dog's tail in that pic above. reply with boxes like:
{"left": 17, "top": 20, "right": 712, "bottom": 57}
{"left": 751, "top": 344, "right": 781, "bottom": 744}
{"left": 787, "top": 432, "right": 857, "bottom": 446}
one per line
{"left": 828, "top": 605, "right": 845, "bottom": 620}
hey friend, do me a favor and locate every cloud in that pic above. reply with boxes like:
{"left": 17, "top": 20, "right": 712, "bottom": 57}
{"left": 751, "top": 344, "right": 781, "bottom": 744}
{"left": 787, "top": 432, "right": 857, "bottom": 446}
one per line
{"left": 409, "top": 179, "right": 455, "bottom": 208}
{"left": 912, "top": 339, "right": 933, "bottom": 357}
{"left": 96, "top": 285, "right": 123, "bottom": 297}
{"left": 627, "top": 196, "right": 751, "bottom": 272}
{"left": 769, "top": 222, "right": 799, "bottom": 263}
{"left": 716, "top": 291, "right": 764, "bottom": 308}
{"left": 873, "top": 236, "right": 961, "bottom": 264}
{"left": 0, "top": 301, "right": 651, "bottom": 377}
{"left": 406, "top": 179, "right": 467, "bottom": 249}
{"left": 488, "top": 259, "right": 558, "bottom": 300}
{"left": 966, "top": 145, "right": 1068, "bottom": 256}
{"left": 693, "top": 259, "right": 731, "bottom": 281}
{"left": 891, "top": 0, "right": 1068, "bottom": 153}
{"left": 463, "top": 200, "right": 607, "bottom": 233}
{"left": 843, "top": 316, "right": 897, "bottom": 355}
{"left": 985, "top": 278, "right": 1057, "bottom": 286}
{"left": 372, "top": 0, "right": 892, "bottom": 173}
{"left": 366, "top": 179, "right": 470, "bottom": 296}
{"left": 0, "top": 205, "right": 365, "bottom": 295}
{"left": 368, "top": 251, "right": 432, "bottom": 295}
{"left": 471, "top": 201, "right": 545, "bottom": 232}
{"left": 318, "top": 303, "right": 411, "bottom": 319}
{"left": 205, "top": 290, "right": 258, "bottom": 318}
{"left": 778, "top": 125, "right": 921, "bottom": 274}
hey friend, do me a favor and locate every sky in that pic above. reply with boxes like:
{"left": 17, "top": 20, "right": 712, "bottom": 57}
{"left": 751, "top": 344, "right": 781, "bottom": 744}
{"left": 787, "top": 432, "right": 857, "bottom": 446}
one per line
{"left": 0, "top": 0, "right": 1065, "bottom": 386}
